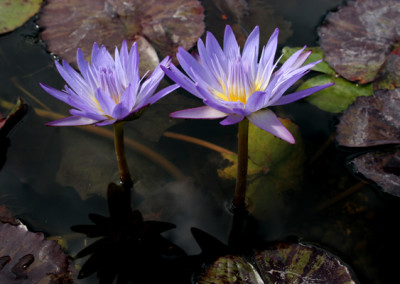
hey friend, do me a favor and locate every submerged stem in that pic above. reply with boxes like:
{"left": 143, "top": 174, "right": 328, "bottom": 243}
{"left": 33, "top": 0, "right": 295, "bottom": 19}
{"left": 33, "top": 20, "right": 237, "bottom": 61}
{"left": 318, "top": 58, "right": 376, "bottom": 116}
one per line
{"left": 113, "top": 122, "right": 133, "bottom": 189}
{"left": 232, "top": 119, "right": 249, "bottom": 209}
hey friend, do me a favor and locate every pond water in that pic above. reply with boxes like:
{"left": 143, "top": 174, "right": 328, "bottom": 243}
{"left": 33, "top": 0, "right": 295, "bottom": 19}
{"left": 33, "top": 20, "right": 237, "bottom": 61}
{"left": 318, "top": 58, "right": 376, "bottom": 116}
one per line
{"left": 1, "top": 0, "right": 399, "bottom": 283}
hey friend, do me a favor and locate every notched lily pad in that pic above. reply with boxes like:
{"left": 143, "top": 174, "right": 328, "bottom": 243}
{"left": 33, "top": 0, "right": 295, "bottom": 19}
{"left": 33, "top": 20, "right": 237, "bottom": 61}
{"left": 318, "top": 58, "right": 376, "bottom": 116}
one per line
{"left": 318, "top": 0, "right": 400, "bottom": 84}
{"left": 0, "top": 206, "right": 75, "bottom": 283}
{"left": 337, "top": 89, "right": 400, "bottom": 147}
{"left": 38, "top": 0, "right": 205, "bottom": 73}
{"left": 0, "top": 0, "right": 43, "bottom": 34}
{"left": 351, "top": 149, "right": 400, "bottom": 197}
{"left": 199, "top": 243, "right": 357, "bottom": 283}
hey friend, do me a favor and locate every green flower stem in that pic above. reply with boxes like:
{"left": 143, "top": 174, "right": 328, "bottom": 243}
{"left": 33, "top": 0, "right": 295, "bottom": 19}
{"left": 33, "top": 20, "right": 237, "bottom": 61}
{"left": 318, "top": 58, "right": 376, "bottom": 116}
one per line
{"left": 233, "top": 118, "right": 249, "bottom": 209}
{"left": 113, "top": 121, "right": 133, "bottom": 189}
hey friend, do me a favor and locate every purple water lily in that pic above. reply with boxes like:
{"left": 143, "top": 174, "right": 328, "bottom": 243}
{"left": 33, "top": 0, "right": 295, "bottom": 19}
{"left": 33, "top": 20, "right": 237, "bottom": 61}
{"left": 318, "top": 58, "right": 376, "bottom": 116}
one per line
{"left": 162, "top": 25, "right": 333, "bottom": 144}
{"left": 41, "top": 41, "right": 178, "bottom": 126}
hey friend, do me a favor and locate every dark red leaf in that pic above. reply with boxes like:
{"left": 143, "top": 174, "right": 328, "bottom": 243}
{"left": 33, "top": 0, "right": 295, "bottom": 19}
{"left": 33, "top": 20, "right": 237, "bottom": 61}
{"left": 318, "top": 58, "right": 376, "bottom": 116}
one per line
{"left": 351, "top": 149, "right": 400, "bottom": 197}
{"left": 318, "top": 0, "right": 400, "bottom": 84}
{"left": 38, "top": 0, "right": 205, "bottom": 74}
{"left": 337, "top": 89, "right": 400, "bottom": 147}
{"left": 0, "top": 207, "right": 76, "bottom": 283}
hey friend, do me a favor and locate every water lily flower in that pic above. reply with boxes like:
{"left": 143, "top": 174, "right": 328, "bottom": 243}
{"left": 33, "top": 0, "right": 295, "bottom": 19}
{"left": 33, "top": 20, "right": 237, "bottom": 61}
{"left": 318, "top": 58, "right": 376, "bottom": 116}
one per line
{"left": 162, "top": 25, "right": 334, "bottom": 144}
{"left": 41, "top": 41, "right": 178, "bottom": 126}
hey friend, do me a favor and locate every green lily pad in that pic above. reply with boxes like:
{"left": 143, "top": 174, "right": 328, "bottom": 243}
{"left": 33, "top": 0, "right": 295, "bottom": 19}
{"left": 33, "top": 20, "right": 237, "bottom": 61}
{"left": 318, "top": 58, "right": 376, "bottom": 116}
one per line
{"left": 218, "top": 119, "right": 305, "bottom": 220}
{"left": 299, "top": 75, "right": 373, "bottom": 113}
{"left": 280, "top": 46, "right": 336, "bottom": 75}
{"left": 0, "top": 0, "right": 43, "bottom": 35}
{"left": 199, "top": 242, "right": 357, "bottom": 283}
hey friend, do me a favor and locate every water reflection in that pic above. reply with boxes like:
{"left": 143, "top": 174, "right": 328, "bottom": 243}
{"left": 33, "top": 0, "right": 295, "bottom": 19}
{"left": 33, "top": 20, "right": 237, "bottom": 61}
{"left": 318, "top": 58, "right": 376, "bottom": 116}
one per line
{"left": 71, "top": 183, "right": 188, "bottom": 283}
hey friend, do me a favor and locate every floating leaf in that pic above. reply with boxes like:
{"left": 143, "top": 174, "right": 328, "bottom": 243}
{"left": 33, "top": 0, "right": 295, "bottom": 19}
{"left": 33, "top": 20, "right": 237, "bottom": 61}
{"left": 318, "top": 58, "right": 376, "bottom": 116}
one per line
{"left": 38, "top": 0, "right": 205, "bottom": 74}
{"left": 318, "top": 0, "right": 400, "bottom": 84}
{"left": 218, "top": 119, "right": 305, "bottom": 220}
{"left": 0, "top": 207, "right": 75, "bottom": 283}
{"left": 373, "top": 50, "right": 400, "bottom": 90}
{"left": 299, "top": 75, "right": 373, "bottom": 113}
{"left": 351, "top": 149, "right": 400, "bottom": 197}
{"left": 281, "top": 47, "right": 336, "bottom": 75}
{"left": 0, "top": 0, "right": 43, "bottom": 34}
{"left": 199, "top": 255, "right": 263, "bottom": 284}
{"left": 199, "top": 243, "right": 357, "bottom": 283}
{"left": 337, "top": 89, "right": 400, "bottom": 147}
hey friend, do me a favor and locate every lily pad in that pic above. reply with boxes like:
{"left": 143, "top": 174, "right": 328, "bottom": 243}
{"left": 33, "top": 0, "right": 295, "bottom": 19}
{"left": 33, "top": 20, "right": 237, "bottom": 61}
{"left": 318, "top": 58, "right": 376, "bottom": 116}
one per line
{"left": 337, "top": 88, "right": 400, "bottom": 197}
{"left": 38, "top": 0, "right": 205, "bottom": 74}
{"left": 199, "top": 242, "right": 357, "bottom": 283}
{"left": 218, "top": 119, "right": 305, "bottom": 220}
{"left": 0, "top": 0, "right": 43, "bottom": 34}
{"left": 0, "top": 206, "right": 75, "bottom": 283}
{"left": 318, "top": 0, "right": 400, "bottom": 84}
{"left": 299, "top": 75, "right": 373, "bottom": 113}
{"left": 337, "top": 89, "right": 400, "bottom": 147}
{"left": 351, "top": 149, "right": 400, "bottom": 197}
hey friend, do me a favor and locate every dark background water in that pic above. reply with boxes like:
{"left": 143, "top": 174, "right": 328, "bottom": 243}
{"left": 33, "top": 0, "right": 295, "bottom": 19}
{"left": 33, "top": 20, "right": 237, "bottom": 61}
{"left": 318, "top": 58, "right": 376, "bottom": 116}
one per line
{"left": 1, "top": 0, "right": 399, "bottom": 283}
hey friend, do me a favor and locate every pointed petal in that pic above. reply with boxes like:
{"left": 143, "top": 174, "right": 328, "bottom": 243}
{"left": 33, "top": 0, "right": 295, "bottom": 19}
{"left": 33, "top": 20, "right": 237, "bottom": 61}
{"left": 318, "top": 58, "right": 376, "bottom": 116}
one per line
{"left": 161, "top": 65, "right": 202, "bottom": 98}
{"left": 147, "top": 84, "right": 179, "bottom": 105}
{"left": 69, "top": 109, "right": 106, "bottom": 121}
{"left": 220, "top": 114, "right": 244, "bottom": 125}
{"left": 273, "top": 83, "right": 334, "bottom": 106}
{"left": 245, "top": 91, "right": 267, "bottom": 112}
{"left": 95, "top": 118, "right": 117, "bottom": 126}
{"left": 223, "top": 25, "right": 240, "bottom": 59}
{"left": 46, "top": 116, "right": 98, "bottom": 126}
{"left": 95, "top": 88, "right": 115, "bottom": 116}
{"left": 248, "top": 109, "right": 295, "bottom": 144}
{"left": 242, "top": 26, "right": 260, "bottom": 64}
{"left": 112, "top": 102, "right": 129, "bottom": 119}
{"left": 170, "top": 106, "right": 228, "bottom": 119}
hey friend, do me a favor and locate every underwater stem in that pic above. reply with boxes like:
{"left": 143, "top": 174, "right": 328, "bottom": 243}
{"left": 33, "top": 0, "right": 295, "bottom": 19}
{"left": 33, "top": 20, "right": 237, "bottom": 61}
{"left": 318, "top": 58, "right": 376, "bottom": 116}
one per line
{"left": 113, "top": 122, "right": 133, "bottom": 189}
{"left": 233, "top": 119, "right": 249, "bottom": 209}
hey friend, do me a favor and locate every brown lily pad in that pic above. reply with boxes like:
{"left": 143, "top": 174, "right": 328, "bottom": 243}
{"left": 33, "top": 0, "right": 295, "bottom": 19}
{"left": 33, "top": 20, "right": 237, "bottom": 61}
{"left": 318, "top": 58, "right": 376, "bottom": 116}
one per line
{"left": 336, "top": 89, "right": 400, "bottom": 147}
{"left": 38, "top": 0, "right": 204, "bottom": 74}
{"left": 351, "top": 149, "right": 400, "bottom": 197}
{"left": 318, "top": 0, "right": 400, "bottom": 85}
{"left": 0, "top": 207, "right": 75, "bottom": 283}
{"left": 199, "top": 242, "right": 357, "bottom": 283}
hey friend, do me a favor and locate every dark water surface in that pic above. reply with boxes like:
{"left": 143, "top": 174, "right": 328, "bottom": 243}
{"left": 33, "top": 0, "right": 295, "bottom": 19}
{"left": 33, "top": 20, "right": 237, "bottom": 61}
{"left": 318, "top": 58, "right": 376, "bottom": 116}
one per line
{"left": 1, "top": 0, "right": 399, "bottom": 283}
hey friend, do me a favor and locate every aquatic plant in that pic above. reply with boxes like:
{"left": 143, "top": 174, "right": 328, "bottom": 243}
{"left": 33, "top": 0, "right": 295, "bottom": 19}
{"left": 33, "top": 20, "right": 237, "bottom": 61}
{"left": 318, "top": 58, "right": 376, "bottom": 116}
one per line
{"left": 162, "top": 25, "right": 333, "bottom": 207}
{"left": 40, "top": 41, "right": 178, "bottom": 186}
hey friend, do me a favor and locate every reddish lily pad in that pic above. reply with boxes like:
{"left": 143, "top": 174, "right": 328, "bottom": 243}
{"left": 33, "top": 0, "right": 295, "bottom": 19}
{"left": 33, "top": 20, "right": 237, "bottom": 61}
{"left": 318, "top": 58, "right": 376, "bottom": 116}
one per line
{"left": 199, "top": 242, "right": 357, "bottom": 283}
{"left": 38, "top": 0, "right": 204, "bottom": 74}
{"left": 351, "top": 149, "right": 400, "bottom": 197}
{"left": 337, "top": 89, "right": 400, "bottom": 147}
{"left": 0, "top": 0, "right": 43, "bottom": 34}
{"left": 318, "top": 0, "right": 400, "bottom": 85}
{"left": 0, "top": 207, "right": 76, "bottom": 283}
